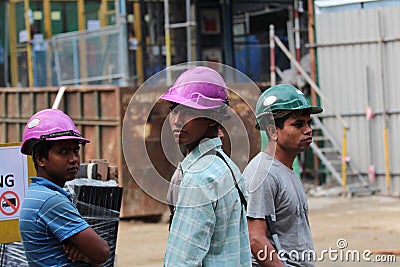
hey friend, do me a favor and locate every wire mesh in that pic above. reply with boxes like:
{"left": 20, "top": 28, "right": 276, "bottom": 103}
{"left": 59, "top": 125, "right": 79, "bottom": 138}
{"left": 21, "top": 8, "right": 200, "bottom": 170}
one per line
{"left": 71, "top": 185, "right": 123, "bottom": 267}
{"left": 0, "top": 184, "right": 123, "bottom": 267}
{"left": 52, "top": 25, "right": 126, "bottom": 86}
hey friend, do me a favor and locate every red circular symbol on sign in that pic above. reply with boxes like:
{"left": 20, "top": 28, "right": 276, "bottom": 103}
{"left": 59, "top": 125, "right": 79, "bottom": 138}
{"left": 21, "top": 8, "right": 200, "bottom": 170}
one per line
{"left": 0, "top": 191, "right": 20, "bottom": 216}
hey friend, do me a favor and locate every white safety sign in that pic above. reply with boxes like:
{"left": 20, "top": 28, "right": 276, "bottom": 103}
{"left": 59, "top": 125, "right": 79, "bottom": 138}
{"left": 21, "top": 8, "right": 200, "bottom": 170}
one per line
{"left": 0, "top": 146, "right": 28, "bottom": 221}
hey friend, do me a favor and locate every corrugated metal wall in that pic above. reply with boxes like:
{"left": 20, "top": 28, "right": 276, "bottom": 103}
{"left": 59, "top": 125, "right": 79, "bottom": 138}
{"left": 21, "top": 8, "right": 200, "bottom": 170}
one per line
{"left": 315, "top": 5, "right": 400, "bottom": 194}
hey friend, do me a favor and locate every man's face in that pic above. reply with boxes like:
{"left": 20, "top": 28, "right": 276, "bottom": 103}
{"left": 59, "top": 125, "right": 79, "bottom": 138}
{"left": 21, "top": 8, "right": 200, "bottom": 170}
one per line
{"left": 38, "top": 139, "right": 81, "bottom": 187}
{"left": 276, "top": 112, "right": 313, "bottom": 154}
{"left": 168, "top": 104, "right": 211, "bottom": 150}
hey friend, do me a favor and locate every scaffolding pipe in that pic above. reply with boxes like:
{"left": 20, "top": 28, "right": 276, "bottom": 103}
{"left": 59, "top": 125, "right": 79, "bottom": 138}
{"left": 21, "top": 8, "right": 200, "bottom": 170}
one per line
{"left": 118, "top": 0, "right": 129, "bottom": 86}
{"left": 43, "top": 0, "right": 51, "bottom": 39}
{"left": 99, "top": 0, "right": 108, "bottom": 26}
{"left": 24, "top": 0, "right": 34, "bottom": 87}
{"left": 269, "top": 25, "right": 276, "bottom": 86}
{"left": 186, "top": 0, "right": 191, "bottom": 61}
{"left": 307, "top": 0, "right": 319, "bottom": 181}
{"left": 293, "top": 0, "right": 301, "bottom": 84}
{"left": 52, "top": 86, "right": 67, "bottom": 109}
{"left": 9, "top": 1, "right": 18, "bottom": 87}
{"left": 4, "top": 1, "right": 9, "bottom": 86}
{"left": 377, "top": 10, "right": 391, "bottom": 195}
{"left": 78, "top": 0, "right": 88, "bottom": 85}
{"left": 366, "top": 66, "right": 375, "bottom": 184}
{"left": 306, "top": 36, "right": 400, "bottom": 48}
{"left": 43, "top": 0, "right": 52, "bottom": 86}
{"left": 164, "top": 0, "right": 172, "bottom": 85}
{"left": 341, "top": 127, "right": 348, "bottom": 197}
{"left": 133, "top": 2, "right": 144, "bottom": 84}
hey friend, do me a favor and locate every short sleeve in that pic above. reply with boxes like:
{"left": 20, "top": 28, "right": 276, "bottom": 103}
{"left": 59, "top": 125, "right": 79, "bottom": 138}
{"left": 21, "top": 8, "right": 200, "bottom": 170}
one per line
{"left": 165, "top": 171, "right": 217, "bottom": 265}
{"left": 244, "top": 157, "right": 277, "bottom": 221}
{"left": 39, "top": 194, "right": 89, "bottom": 242}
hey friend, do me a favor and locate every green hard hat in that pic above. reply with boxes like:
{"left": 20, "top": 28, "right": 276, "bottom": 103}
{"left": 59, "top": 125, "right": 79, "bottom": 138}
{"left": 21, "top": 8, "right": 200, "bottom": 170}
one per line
{"left": 255, "top": 84, "right": 323, "bottom": 129}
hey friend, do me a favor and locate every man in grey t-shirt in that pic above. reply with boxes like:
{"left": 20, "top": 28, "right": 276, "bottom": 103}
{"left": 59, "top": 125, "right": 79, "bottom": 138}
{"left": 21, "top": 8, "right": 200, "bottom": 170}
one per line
{"left": 244, "top": 84, "right": 323, "bottom": 267}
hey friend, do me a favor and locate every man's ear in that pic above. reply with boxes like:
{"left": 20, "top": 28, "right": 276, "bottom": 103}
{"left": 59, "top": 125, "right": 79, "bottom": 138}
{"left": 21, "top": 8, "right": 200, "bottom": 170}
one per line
{"left": 35, "top": 154, "right": 46, "bottom": 168}
{"left": 267, "top": 124, "right": 278, "bottom": 141}
{"left": 208, "top": 119, "right": 217, "bottom": 127}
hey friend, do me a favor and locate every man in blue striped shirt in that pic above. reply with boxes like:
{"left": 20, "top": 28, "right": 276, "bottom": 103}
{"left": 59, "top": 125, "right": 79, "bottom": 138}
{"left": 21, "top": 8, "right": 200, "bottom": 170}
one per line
{"left": 19, "top": 109, "right": 109, "bottom": 266}
{"left": 161, "top": 66, "right": 251, "bottom": 266}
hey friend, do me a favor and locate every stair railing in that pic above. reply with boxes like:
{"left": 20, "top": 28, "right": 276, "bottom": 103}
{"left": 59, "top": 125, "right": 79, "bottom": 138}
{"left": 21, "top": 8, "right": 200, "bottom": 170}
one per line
{"left": 269, "top": 24, "right": 350, "bottom": 195}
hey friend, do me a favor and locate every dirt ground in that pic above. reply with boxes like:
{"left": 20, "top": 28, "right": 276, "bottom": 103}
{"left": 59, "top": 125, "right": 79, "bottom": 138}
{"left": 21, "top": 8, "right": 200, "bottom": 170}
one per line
{"left": 115, "top": 195, "right": 400, "bottom": 267}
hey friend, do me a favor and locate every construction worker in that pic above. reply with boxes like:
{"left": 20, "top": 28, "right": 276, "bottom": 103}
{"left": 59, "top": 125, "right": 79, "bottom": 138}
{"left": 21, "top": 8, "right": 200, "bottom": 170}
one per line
{"left": 244, "top": 84, "right": 323, "bottom": 267}
{"left": 19, "top": 109, "right": 110, "bottom": 266}
{"left": 162, "top": 66, "right": 251, "bottom": 266}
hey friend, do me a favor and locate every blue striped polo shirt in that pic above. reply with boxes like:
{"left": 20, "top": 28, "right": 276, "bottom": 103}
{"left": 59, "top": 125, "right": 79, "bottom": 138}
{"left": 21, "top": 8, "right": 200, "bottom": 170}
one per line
{"left": 19, "top": 177, "right": 90, "bottom": 266}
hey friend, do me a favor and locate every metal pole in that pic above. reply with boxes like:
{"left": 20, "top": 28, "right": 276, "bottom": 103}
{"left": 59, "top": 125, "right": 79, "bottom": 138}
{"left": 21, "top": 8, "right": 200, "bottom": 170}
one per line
{"left": 24, "top": 0, "right": 34, "bottom": 87}
{"left": 341, "top": 127, "right": 348, "bottom": 197}
{"left": 118, "top": 0, "right": 129, "bottom": 86}
{"left": 9, "top": 0, "right": 18, "bottom": 87}
{"left": 377, "top": 10, "right": 391, "bottom": 195}
{"left": 99, "top": 0, "right": 107, "bottom": 26}
{"left": 365, "top": 66, "right": 375, "bottom": 184}
{"left": 115, "top": 0, "right": 120, "bottom": 25}
{"left": 307, "top": 0, "right": 320, "bottom": 183}
{"left": 78, "top": 0, "right": 86, "bottom": 30}
{"left": 4, "top": 0, "right": 9, "bottom": 86}
{"left": 307, "top": 0, "right": 317, "bottom": 107}
{"left": 186, "top": 0, "right": 191, "bottom": 61}
{"left": 43, "top": 0, "right": 52, "bottom": 86}
{"left": 222, "top": 0, "right": 233, "bottom": 66}
{"left": 293, "top": 0, "right": 301, "bottom": 85}
{"left": 269, "top": 25, "right": 276, "bottom": 86}
{"left": 72, "top": 38, "right": 79, "bottom": 85}
{"left": 52, "top": 86, "right": 67, "bottom": 109}
{"left": 43, "top": 0, "right": 51, "bottom": 39}
{"left": 164, "top": 0, "right": 172, "bottom": 85}
{"left": 53, "top": 37, "right": 62, "bottom": 85}
{"left": 134, "top": 2, "right": 144, "bottom": 84}
{"left": 78, "top": 0, "right": 88, "bottom": 85}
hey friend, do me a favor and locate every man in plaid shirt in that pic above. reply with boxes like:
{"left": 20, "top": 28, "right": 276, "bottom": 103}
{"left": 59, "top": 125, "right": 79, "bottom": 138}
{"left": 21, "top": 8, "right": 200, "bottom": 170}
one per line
{"left": 162, "top": 66, "right": 251, "bottom": 266}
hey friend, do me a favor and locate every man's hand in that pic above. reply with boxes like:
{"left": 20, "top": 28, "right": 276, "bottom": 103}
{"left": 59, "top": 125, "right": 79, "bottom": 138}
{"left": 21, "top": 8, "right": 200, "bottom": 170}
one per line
{"left": 62, "top": 241, "right": 105, "bottom": 267}
{"left": 63, "top": 241, "right": 90, "bottom": 263}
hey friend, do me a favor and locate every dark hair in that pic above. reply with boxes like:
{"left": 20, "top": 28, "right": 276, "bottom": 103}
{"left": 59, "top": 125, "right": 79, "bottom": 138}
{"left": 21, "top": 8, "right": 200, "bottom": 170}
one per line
{"left": 168, "top": 102, "right": 224, "bottom": 125}
{"left": 264, "top": 109, "right": 312, "bottom": 139}
{"left": 32, "top": 141, "right": 54, "bottom": 170}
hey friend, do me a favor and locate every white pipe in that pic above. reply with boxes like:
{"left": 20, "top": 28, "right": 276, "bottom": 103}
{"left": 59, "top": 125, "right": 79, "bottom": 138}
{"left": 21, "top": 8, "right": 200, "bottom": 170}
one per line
{"left": 186, "top": 0, "right": 191, "bottom": 61}
{"left": 269, "top": 25, "right": 276, "bottom": 86}
{"left": 52, "top": 85, "right": 67, "bottom": 109}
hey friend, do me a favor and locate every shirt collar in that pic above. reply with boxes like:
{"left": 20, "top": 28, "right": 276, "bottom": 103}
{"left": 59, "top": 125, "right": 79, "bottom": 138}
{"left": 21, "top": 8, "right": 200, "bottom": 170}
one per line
{"left": 180, "top": 137, "right": 222, "bottom": 172}
{"left": 31, "top": 177, "right": 70, "bottom": 198}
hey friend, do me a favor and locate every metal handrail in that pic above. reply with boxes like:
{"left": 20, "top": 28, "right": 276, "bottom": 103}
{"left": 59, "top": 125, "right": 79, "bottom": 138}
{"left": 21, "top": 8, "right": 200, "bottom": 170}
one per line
{"left": 269, "top": 24, "right": 350, "bottom": 193}
{"left": 270, "top": 25, "right": 349, "bottom": 130}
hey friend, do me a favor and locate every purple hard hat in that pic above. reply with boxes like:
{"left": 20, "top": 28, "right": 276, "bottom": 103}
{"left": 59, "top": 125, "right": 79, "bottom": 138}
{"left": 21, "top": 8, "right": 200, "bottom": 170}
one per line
{"left": 160, "top": 66, "right": 228, "bottom": 110}
{"left": 21, "top": 109, "right": 90, "bottom": 155}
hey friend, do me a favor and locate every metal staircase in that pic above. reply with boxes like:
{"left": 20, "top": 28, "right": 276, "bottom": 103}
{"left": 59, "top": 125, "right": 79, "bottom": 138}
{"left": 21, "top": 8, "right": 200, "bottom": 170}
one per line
{"left": 311, "top": 116, "right": 378, "bottom": 196}
{"left": 268, "top": 26, "right": 379, "bottom": 196}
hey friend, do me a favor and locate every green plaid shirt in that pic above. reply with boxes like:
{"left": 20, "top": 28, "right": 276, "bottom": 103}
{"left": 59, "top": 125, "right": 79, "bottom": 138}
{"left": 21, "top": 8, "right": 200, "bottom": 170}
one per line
{"left": 164, "top": 138, "right": 251, "bottom": 266}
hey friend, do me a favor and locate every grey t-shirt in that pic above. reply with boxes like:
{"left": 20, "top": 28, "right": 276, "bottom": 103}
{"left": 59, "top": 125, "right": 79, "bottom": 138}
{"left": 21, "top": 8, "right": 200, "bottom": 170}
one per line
{"left": 244, "top": 152, "right": 314, "bottom": 267}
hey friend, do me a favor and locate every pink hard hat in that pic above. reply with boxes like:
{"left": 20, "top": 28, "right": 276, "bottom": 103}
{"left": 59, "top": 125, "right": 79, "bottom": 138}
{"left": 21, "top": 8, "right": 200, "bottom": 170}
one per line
{"left": 160, "top": 66, "right": 229, "bottom": 110}
{"left": 21, "top": 109, "right": 90, "bottom": 155}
